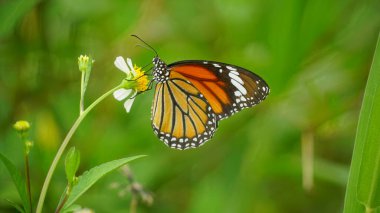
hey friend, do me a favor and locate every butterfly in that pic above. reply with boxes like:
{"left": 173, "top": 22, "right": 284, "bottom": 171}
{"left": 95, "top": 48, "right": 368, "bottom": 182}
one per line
{"left": 133, "top": 36, "right": 269, "bottom": 150}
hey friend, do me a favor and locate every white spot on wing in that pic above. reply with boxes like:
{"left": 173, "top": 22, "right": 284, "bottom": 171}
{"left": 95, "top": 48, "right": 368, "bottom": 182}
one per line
{"left": 234, "top": 91, "right": 242, "bottom": 96}
{"left": 213, "top": 63, "right": 221, "bottom": 68}
{"left": 230, "top": 70, "right": 239, "bottom": 75}
{"left": 231, "top": 79, "right": 247, "bottom": 95}
{"left": 226, "top": 66, "right": 237, "bottom": 71}
{"left": 229, "top": 72, "right": 244, "bottom": 85}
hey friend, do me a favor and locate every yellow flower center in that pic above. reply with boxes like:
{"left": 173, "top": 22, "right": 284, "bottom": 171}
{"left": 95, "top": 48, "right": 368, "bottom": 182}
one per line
{"left": 78, "top": 55, "right": 89, "bottom": 63}
{"left": 133, "top": 65, "right": 149, "bottom": 92}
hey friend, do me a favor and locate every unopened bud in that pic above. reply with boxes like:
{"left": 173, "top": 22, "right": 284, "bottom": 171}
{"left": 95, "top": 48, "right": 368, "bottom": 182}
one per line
{"left": 13, "top": 120, "right": 30, "bottom": 133}
{"left": 78, "top": 55, "right": 93, "bottom": 72}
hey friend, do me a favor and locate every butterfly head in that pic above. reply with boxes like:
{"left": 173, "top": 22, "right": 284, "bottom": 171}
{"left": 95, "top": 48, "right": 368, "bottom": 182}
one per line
{"left": 152, "top": 57, "right": 170, "bottom": 83}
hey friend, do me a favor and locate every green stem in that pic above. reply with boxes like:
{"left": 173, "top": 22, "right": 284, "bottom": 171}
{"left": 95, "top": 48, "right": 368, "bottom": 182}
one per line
{"left": 80, "top": 71, "right": 85, "bottom": 114}
{"left": 130, "top": 195, "right": 137, "bottom": 213}
{"left": 36, "top": 84, "right": 122, "bottom": 213}
{"left": 301, "top": 130, "right": 314, "bottom": 192}
{"left": 55, "top": 186, "right": 70, "bottom": 213}
{"left": 20, "top": 133, "right": 32, "bottom": 213}
{"left": 25, "top": 153, "right": 32, "bottom": 213}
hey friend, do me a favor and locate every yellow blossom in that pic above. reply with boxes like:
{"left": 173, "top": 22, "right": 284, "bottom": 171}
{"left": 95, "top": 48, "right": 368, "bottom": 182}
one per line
{"left": 133, "top": 65, "right": 149, "bottom": 92}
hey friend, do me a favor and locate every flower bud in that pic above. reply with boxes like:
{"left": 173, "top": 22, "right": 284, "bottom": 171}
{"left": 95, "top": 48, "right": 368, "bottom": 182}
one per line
{"left": 78, "top": 55, "right": 93, "bottom": 72}
{"left": 13, "top": 120, "right": 30, "bottom": 133}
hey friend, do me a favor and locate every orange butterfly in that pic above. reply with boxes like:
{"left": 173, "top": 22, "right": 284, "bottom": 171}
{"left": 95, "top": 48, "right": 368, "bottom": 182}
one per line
{"left": 134, "top": 36, "right": 270, "bottom": 150}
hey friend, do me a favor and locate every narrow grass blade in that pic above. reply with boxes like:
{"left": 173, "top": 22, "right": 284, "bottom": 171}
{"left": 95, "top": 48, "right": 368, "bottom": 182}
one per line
{"left": 0, "top": 153, "right": 30, "bottom": 213}
{"left": 344, "top": 34, "right": 380, "bottom": 212}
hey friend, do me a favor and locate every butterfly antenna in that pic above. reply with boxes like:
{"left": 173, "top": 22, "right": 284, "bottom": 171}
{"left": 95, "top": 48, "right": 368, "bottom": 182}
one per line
{"left": 140, "top": 61, "right": 152, "bottom": 70}
{"left": 131, "top": 35, "right": 158, "bottom": 57}
{"left": 135, "top": 44, "right": 158, "bottom": 57}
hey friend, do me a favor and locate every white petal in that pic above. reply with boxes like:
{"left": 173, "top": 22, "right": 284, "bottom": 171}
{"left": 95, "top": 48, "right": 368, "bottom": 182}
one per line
{"left": 114, "top": 56, "right": 131, "bottom": 74}
{"left": 113, "top": 88, "right": 132, "bottom": 101}
{"left": 126, "top": 58, "right": 137, "bottom": 76}
{"left": 123, "top": 97, "right": 135, "bottom": 113}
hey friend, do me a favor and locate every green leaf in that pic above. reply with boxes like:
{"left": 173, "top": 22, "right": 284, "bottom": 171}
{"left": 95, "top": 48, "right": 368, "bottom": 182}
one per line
{"left": 0, "top": 153, "right": 30, "bottom": 213}
{"left": 63, "top": 155, "right": 145, "bottom": 209}
{"left": 344, "top": 34, "right": 380, "bottom": 212}
{"left": 356, "top": 35, "right": 380, "bottom": 209}
{"left": 65, "top": 147, "right": 81, "bottom": 185}
{"left": 0, "top": 0, "right": 40, "bottom": 37}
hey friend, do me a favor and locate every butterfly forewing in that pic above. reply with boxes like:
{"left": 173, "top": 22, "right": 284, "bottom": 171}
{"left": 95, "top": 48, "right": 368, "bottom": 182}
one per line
{"left": 151, "top": 72, "right": 217, "bottom": 150}
{"left": 168, "top": 60, "right": 270, "bottom": 120}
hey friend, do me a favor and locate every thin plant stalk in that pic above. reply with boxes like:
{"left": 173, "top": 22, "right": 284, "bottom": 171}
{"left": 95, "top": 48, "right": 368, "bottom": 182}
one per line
{"left": 55, "top": 186, "right": 70, "bottom": 213}
{"left": 130, "top": 196, "right": 137, "bottom": 213}
{"left": 80, "top": 71, "right": 85, "bottom": 114}
{"left": 36, "top": 84, "right": 123, "bottom": 213}
{"left": 301, "top": 130, "right": 314, "bottom": 192}
{"left": 24, "top": 153, "right": 32, "bottom": 213}
{"left": 20, "top": 131, "right": 32, "bottom": 213}
{"left": 55, "top": 195, "right": 68, "bottom": 213}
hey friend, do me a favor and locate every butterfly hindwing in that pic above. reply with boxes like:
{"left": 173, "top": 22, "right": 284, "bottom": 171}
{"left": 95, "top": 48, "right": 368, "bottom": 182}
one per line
{"left": 168, "top": 60, "right": 270, "bottom": 120}
{"left": 151, "top": 72, "right": 217, "bottom": 150}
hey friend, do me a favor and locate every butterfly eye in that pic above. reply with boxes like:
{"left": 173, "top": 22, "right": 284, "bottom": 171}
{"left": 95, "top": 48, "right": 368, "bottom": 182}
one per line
{"left": 153, "top": 57, "right": 160, "bottom": 65}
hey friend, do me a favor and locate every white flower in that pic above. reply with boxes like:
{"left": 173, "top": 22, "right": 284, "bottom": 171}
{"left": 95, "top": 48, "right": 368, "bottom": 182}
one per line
{"left": 114, "top": 56, "right": 136, "bottom": 77}
{"left": 113, "top": 56, "right": 138, "bottom": 113}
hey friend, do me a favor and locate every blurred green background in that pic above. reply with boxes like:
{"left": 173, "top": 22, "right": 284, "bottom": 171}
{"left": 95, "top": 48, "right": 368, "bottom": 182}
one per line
{"left": 1, "top": 0, "right": 380, "bottom": 212}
